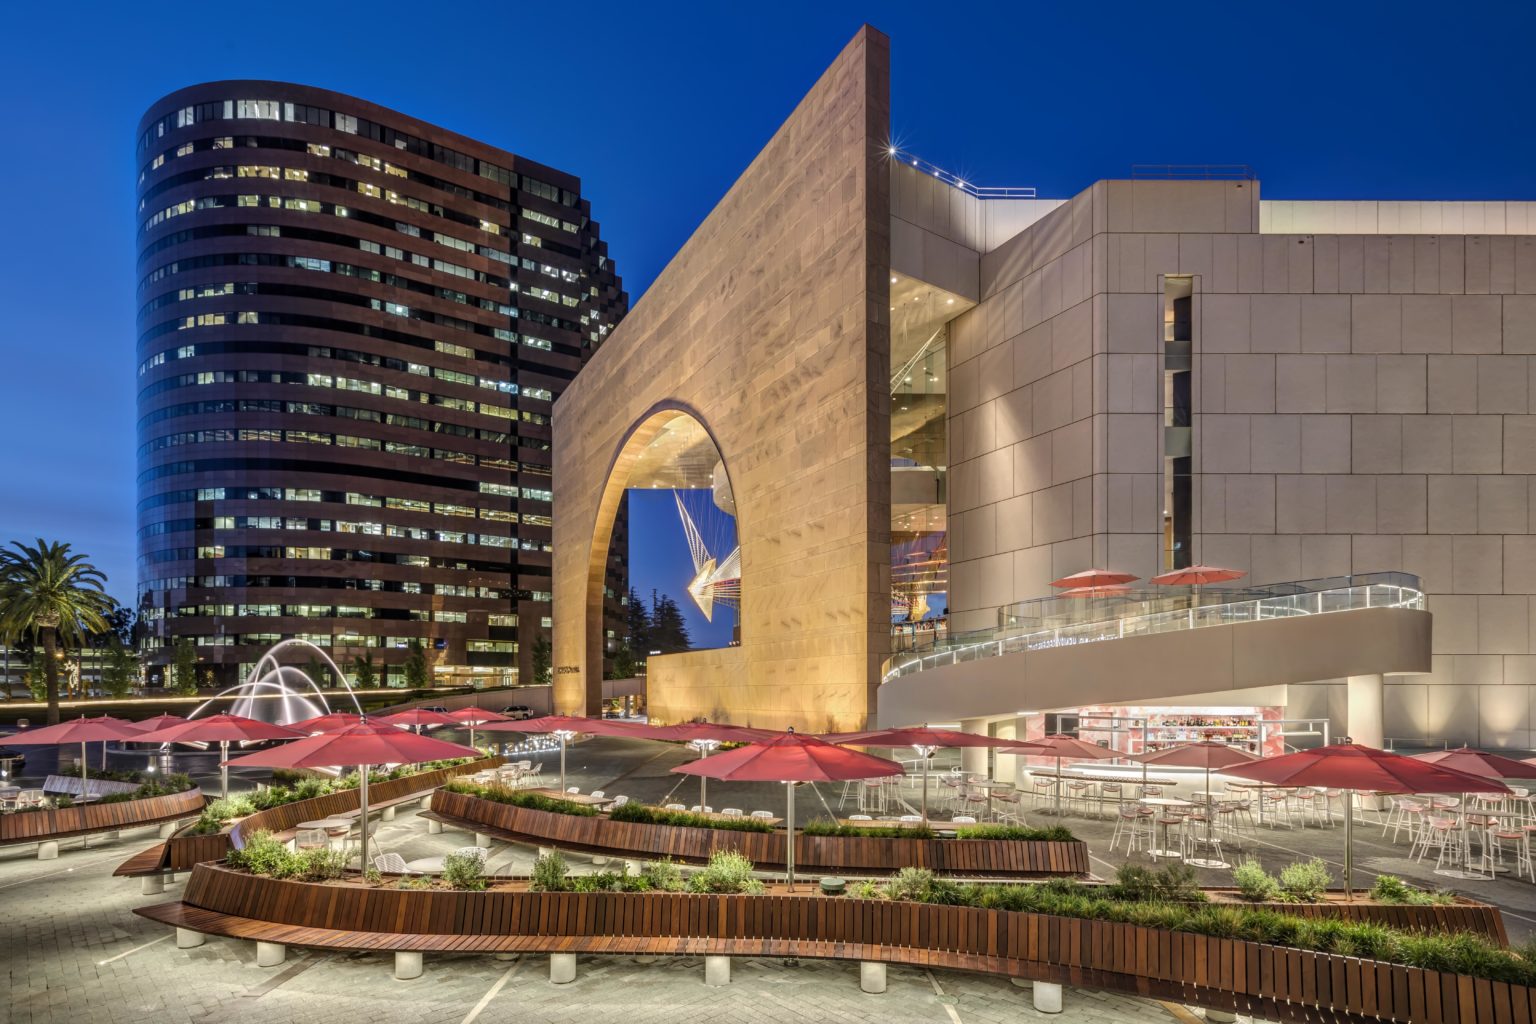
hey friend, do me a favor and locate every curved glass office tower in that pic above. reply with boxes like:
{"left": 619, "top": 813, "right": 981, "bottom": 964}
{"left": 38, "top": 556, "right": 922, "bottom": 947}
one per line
{"left": 135, "top": 82, "right": 626, "bottom": 689}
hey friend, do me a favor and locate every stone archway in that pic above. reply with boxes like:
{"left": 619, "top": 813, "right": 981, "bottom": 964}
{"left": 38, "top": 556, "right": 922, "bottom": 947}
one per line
{"left": 573, "top": 404, "right": 739, "bottom": 715}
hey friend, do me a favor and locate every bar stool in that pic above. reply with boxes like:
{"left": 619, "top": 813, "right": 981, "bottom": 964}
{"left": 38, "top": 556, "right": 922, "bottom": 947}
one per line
{"left": 1491, "top": 825, "right": 1534, "bottom": 881}
{"left": 1109, "top": 803, "right": 1151, "bottom": 855}
{"left": 1384, "top": 796, "right": 1428, "bottom": 842}
{"left": 1030, "top": 776, "right": 1057, "bottom": 809}
{"left": 1066, "top": 780, "right": 1094, "bottom": 816}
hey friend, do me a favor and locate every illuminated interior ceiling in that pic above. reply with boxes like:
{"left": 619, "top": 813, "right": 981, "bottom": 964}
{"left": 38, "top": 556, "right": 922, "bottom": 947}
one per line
{"left": 627, "top": 414, "right": 734, "bottom": 514}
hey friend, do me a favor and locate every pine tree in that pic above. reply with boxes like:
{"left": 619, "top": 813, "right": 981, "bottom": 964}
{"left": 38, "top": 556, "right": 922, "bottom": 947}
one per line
{"left": 650, "top": 594, "right": 693, "bottom": 654}
{"left": 625, "top": 586, "right": 652, "bottom": 653}
{"left": 531, "top": 635, "right": 552, "bottom": 685}
{"left": 352, "top": 653, "right": 376, "bottom": 688}
{"left": 403, "top": 640, "right": 429, "bottom": 688}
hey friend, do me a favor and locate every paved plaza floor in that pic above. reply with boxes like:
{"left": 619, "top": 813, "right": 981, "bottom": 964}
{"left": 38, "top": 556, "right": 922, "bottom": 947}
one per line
{"left": 3, "top": 728, "right": 1532, "bottom": 1022}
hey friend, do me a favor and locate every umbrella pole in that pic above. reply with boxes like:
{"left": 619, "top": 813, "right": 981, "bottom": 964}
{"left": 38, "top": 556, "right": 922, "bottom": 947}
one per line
{"left": 221, "top": 740, "right": 229, "bottom": 799}
{"left": 1344, "top": 788, "right": 1354, "bottom": 900}
{"left": 1055, "top": 755, "right": 1063, "bottom": 816}
{"left": 80, "top": 740, "right": 87, "bottom": 791}
{"left": 559, "top": 735, "right": 567, "bottom": 793}
{"left": 360, "top": 765, "right": 370, "bottom": 872}
{"left": 922, "top": 755, "right": 930, "bottom": 826}
{"left": 786, "top": 782, "right": 796, "bottom": 892}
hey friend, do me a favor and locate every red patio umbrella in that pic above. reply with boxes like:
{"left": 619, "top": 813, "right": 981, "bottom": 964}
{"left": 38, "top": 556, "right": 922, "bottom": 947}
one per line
{"left": 1049, "top": 569, "right": 1140, "bottom": 589}
{"left": 1025, "top": 735, "right": 1121, "bottom": 817}
{"left": 478, "top": 715, "right": 633, "bottom": 792}
{"left": 672, "top": 733, "right": 903, "bottom": 890}
{"left": 444, "top": 707, "right": 512, "bottom": 749}
{"left": 288, "top": 712, "right": 365, "bottom": 734}
{"left": 1149, "top": 565, "right": 1246, "bottom": 606}
{"left": 4, "top": 716, "right": 143, "bottom": 793}
{"left": 126, "top": 714, "right": 188, "bottom": 733}
{"left": 622, "top": 720, "right": 786, "bottom": 806}
{"left": 137, "top": 714, "right": 305, "bottom": 799}
{"left": 1226, "top": 743, "right": 1509, "bottom": 898}
{"left": 225, "top": 721, "right": 479, "bottom": 869}
{"left": 1415, "top": 748, "right": 1536, "bottom": 781}
{"left": 825, "top": 726, "right": 1047, "bottom": 824}
{"left": 374, "top": 708, "right": 456, "bottom": 734}
{"left": 1131, "top": 741, "right": 1261, "bottom": 867}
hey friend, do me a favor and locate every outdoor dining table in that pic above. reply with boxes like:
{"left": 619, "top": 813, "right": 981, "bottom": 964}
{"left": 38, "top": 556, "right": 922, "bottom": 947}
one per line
{"left": 1139, "top": 796, "right": 1193, "bottom": 859}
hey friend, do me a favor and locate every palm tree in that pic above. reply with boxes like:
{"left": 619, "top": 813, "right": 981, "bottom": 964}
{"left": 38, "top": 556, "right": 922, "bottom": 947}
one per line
{"left": 0, "top": 540, "right": 116, "bottom": 724}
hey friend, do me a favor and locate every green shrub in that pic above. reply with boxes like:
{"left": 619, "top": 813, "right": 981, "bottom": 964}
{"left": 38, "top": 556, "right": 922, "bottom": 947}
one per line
{"left": 227, "top": 830, "right": 292, "bottom": 876}
{"left": 530, "top": 850, "right": 570, "bottom": 892}
{"left": 1105, "top": 864, "right": 1206, "bottom": 903}
{"left": 443, "top": 851, "right": 487, "bottom": 891}
{"left": 569, "top": 871, "right": 623, "bottom": 893}
{"left": 640, "top": 858, "right": 685, "bottom": 892}
{"left": 192, "top": 794, "right": 257, "bottom": 834}
{"left": 687, "top": 851, "right": 764, "bottom": 894}
{"left": 443, "top": 779, "right": 599, "bottom": 817}
{"left": 54, "top": 795, "right": 73, "bottom": 809}
{"left": 294, "top": 847, "right": 349, "bottom": 881}
{"left": 1278, "top": 858, "right": 1332, "bottom": 902}
{"left": 396, "top": 875, "right": 432, "bottom": 890}
{"left": 363, "top": 867, "right": 383, "bottom": 885}
{"left": 1370, "top": 873, "right": 1454, "bottom": 906}
{"left": 803, "top": 820, "right": 936, "bottom": 839}
{"left": 953, "top": 824, "right": 1076, "bottom": 842}
{"left": 609, "top": 801, "right": 774, "bottom": 832}
{"left": 1231, "top": 859, "right": 1281, "bottom": 902}
{"left": 850, "top": 879, "right": 888, "bottom": 900}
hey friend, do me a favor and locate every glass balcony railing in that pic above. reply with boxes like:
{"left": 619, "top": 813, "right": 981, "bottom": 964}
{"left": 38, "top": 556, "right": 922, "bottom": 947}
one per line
{"left": 880, "top": 571, "right": 1425, "bottom": 684}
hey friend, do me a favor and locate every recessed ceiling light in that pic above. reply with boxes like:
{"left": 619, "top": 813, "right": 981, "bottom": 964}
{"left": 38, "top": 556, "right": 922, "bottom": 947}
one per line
{"left": 891, "top": 277, "right": 897, "bottom": 284}
{"left": 947, "top": 298, "right": 955, "bottom": 305}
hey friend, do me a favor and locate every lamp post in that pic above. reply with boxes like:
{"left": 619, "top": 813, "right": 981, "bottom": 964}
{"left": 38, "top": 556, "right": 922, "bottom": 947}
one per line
{"left": 689, "top": 738, "right": 721, "bottom": 807}
{"left": 553, "top": 729, "right": 576, "bottom": 792}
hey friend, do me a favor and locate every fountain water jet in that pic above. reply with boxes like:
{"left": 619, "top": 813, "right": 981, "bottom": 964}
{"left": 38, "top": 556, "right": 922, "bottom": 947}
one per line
{"left": 188, "top": 639, "right": 366, "bottom": 725}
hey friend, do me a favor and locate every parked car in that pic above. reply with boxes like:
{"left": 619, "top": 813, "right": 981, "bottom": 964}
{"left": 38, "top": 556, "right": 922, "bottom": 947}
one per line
{"left": 500, "top": 704, "right": 534, "bottom": 720}
{"left": 421, "top": 705, "right": 449, "bottom": 714}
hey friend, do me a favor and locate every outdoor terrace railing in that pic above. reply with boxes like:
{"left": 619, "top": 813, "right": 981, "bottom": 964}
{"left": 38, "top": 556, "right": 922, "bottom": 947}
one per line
{"left": 882, "top": 572, "right": 1425, "bottom": 683}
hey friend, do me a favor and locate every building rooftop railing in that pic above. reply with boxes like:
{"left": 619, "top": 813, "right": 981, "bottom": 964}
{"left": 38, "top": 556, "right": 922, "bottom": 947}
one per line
{"left": 890, "top": 147, "right": 1037, "bottom": 199}
{"left": 880, "top": 571, "right": 1424, "bottom": 684}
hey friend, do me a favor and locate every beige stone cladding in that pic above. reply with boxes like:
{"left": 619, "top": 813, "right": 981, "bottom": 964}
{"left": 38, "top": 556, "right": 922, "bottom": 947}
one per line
{"left": 947, "top": 176, "right": 1536, "bottom": 746}
{"left": 551, "top": 27, "right": 891, "bottom": 731}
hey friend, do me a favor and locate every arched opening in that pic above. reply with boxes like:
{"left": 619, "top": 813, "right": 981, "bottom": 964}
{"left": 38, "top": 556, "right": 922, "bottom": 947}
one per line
{"left": 582, "top": 405, "right": 739, "bottom": 713}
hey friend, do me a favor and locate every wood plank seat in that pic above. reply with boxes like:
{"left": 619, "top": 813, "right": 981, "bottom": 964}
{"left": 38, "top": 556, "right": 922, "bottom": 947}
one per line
{"left": 139, "top": 864, "right": 1524, "bottom": 1024}
{"left": 113, "top": 842, "right": 170, "bottom": 878}
{"left": 0, "top": 788, "right": 205, "bottom": 849}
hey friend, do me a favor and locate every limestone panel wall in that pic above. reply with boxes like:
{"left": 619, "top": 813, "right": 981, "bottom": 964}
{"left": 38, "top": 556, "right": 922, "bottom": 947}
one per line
{"left": 947, "top": 175, "right": 1536, "bottom": 747}
{"left": 551, "top": 27, "right": 891, "bottom": 732}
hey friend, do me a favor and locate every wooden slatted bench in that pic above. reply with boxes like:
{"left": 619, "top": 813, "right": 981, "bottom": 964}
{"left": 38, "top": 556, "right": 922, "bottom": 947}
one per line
{"left": 430, "top": 789, "right": 1093, "bottom": 878}
{"left": 0, "top": 787, "right": 205, "bottom": 862}
{"left": 137, "top": 862, "right": 1529, "bottom": 1021}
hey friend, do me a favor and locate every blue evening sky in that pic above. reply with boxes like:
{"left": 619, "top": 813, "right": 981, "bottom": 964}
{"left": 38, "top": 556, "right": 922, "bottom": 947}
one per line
{"left": 0, "top": 1, "right": 1530, "bottom": 646}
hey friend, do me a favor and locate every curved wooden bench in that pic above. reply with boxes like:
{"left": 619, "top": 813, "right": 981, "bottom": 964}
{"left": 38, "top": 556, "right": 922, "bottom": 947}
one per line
{"left": 0, "top": 788, "right": 205, "bottom": 856}
{"left": 431, "top": 789, "right": 1090, "bottom": 877}
{"left": 138, "top": 862, "right": 1530, "bottom": 1024}
{"left": 116, "top": 757, "right": 502, "bottom": 877}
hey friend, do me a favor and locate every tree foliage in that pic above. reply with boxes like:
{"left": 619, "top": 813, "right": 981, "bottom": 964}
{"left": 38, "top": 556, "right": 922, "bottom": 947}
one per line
{"left": 0, "top": 539, "right": 115, "bottom": 723}
{"left": 650, "top": 594, "right": 692, "bottom": 654}
{"left": 352, "top": 653, "right": 376, "bottom": 688}
{"left": 403, "top": 639, "right": 429, "bottom": 687}
{"left": 170, "top": 637, "right": 200, "bottom": 696}
{"left": 531, "top": 634, "right": 552, "bottom": 686}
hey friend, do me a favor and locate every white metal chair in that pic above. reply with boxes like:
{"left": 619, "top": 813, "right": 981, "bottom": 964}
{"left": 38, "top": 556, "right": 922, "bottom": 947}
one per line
{"left": 665, "top": 803, "right": 687, "bottom": 812}
{"left": 750, "top": 810, "right": 774, "bottom": 819}
{"left": 589, "top": 790, "right": 605, "bottom": 800}
{"left": 373, "top": 852, "right": 417, "bottom": 875}
{"left": 721, "top": 808, "right": 743, "bottom": 817}
{"left": 849, "top": 814, "right": 873, "bottom": 821}
{"left": 609, "top": 795, "right": 629, "bottom": 809}
{"left": 566, "top": 786, "right": 580, "bottom": 795}
{"left": 451, "top": 846, "right": 488, "bottom": 867}
{"left": 950, "top": 816, "right": 977, "bottom": 825}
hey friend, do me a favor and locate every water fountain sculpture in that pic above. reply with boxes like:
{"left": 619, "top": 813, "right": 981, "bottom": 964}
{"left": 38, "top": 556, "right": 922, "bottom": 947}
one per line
{"left": 186, "top": 639, "right": 366, "bottom": 725}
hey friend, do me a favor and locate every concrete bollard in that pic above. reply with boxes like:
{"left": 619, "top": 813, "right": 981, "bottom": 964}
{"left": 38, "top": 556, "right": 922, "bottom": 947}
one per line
{"left": 475, "top": 832, "right": 492, "bottom": 849}
{"left": 175, "top": 928, "right": 205, "bottom": 949}
{"left": 37, "top": 840, "right": 59, "bottom": 861}
{"left": 140, "top": 874, "right": 165, "bottom": 896}
{"left": 256, "top": 941, "right": 286, "bottom": 967}
{"left": 1032, "top": 980, "right": 1062, "bottom": 1014}
{"left": 382, "top": 806, "right": 396, "bottom": 822}
{"left": 624, "top": 860, "right": 642, "bottom": 877}
{"left": 494, "top": 952, "right": 518, "bottom": 962}
{"left": 159, "top": 821, "right": 179, "bottom": 839}
{"left": 427, "top": 818, "right": 443, "bottom": 835}
{"left": 705, "top": 955, "right": 731, "bottom": 986}
{"left": 550, "top": 953, "right": 576, "bottom": 984}
{"left": 860, "top": 961, "right": 887, "bottom": 994}
{"left": 1204, "top": 1012, "right": 1237, "bottom": 1023}
{"left": 394, "top": 951, "right": 423, "bottom": 980}
{"left": 1010, "top": 978, "right": 1031, "bottom": 989}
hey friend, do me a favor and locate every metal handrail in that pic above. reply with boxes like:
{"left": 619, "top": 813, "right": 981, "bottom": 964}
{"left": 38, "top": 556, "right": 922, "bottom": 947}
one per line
{"left": 890, "top": 147, "right": 1037, "bottom": 199}
{"left": 880, "top": 573, "right": 1424, "bottom": 684}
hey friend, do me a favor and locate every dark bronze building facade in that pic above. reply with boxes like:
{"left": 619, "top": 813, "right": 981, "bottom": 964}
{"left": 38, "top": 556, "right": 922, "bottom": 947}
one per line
{"left": 135, "top": 82, "right": 626, "bottom": 688}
